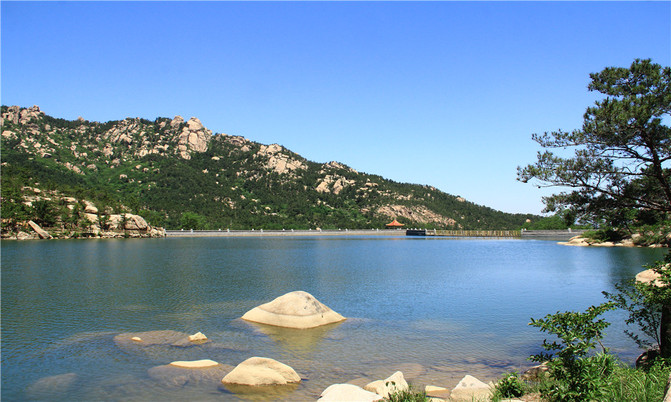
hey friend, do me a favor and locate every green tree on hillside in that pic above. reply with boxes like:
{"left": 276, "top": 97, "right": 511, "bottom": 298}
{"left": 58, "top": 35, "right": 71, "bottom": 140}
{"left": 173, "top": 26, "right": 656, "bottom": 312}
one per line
{"left": 179, "top": 211, "right": 207, "bottom": 230}
{"left": 518, "top": 59, "right": 671, "bottom": 228}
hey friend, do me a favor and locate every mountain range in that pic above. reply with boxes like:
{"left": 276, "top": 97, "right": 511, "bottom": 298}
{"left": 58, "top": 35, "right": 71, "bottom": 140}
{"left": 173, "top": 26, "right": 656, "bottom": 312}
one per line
{"left": 1, "top": 105, "right": 537, "bottom": 232}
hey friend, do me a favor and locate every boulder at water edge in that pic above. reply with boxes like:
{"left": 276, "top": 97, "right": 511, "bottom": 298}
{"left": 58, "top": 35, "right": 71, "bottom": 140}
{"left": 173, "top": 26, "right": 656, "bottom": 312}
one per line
{"left": 450, "top": 375, "right": 493, "bottom": 401}
{"left": 148, "top": 360, "right": 233, "bottom": 388}
{"left": 241, "top": 291, "right": 346, "bottom": 329}
{"left": 28, "top": 220, "right": 52, "bottom": 239}
{"left": 318, "top": 384, "right": 384, "bottom": 402}
{"left": 221, "top": 357, "right": 301, "bottom": 386}
{"left": 364, "top": 371, "right": 408, "bottom": 398}
{"left": 425, "top": 385, "right": 451, "bottom": 401}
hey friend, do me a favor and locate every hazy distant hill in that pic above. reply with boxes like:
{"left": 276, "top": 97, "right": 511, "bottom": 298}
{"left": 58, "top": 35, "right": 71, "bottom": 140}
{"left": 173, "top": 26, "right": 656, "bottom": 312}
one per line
{"left": 1, "top": 105, "right": 538, "bottom": 230}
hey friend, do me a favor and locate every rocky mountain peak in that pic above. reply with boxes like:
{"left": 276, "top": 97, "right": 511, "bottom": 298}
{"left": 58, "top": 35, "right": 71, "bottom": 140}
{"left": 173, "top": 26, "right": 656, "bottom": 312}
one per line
{"left": 170, "top": 115, "right": 184, "bottom": 128}
{"left": 2, "top": 105, "right": 43, "bottom": 126}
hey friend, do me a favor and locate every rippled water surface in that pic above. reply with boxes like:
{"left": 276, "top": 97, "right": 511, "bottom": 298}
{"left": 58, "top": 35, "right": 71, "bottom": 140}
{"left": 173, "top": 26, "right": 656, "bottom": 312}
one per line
{"left": 2, "top": 236, "right": 666, "bottom": 400}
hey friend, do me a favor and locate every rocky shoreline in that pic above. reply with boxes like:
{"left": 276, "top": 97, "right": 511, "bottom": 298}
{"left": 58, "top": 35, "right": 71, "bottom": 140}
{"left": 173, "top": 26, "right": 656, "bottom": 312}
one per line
{"left": 559, "top": 234, "right": 669, "bottom": 248}
{"left": 1, "top": 188, "right": 165, "bottom": 240}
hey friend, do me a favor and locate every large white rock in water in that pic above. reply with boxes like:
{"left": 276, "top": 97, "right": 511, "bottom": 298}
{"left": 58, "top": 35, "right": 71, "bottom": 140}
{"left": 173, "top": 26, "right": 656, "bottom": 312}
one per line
{"left": 221, "top": 357, "right": 301, "bottom": 386}
{"left": 319, "top": 384, "right": 384, "bottom": 402}
{"left": 241, "top": 291, "right": 346, "bottom": 329}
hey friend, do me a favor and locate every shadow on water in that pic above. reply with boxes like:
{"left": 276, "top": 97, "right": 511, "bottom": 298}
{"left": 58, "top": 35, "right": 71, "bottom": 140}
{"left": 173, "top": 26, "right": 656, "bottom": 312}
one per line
{"left": 219, "top": 383, "right": 301, "bottom": 401}
{"left": 243, "top": 320, "right": 345, "bottom": 357}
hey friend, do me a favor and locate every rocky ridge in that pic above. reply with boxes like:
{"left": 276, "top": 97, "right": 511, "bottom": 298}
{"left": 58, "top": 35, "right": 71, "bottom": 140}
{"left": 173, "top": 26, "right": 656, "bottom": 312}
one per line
{"left": 1, "top": 105, "right": 538, "bottom": 230}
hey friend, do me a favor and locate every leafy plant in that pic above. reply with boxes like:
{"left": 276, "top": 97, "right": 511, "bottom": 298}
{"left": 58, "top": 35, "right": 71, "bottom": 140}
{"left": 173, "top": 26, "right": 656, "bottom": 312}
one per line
{"left": 603, "top": 280, "right": 662, "bottom": 351}
{"left": 492, "top": 371, "right": 525, "bottom": 399}
{"left": 582, "top": 228, "right": 626, "bottom": 243}
{"left": 529, "top": 302, "right": 617, "bottom": 401}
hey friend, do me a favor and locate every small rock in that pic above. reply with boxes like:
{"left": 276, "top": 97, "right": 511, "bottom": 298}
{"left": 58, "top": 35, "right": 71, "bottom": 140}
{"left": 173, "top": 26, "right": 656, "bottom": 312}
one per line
{"left": 131, "top": 336, "right": 142, "bottom": 342}
{"left": 188, "top": 332, "right": 208, "bottom": 342}
{"left": 522, "top": 362, "right": 549, "bottom": 381}
{"left": 114, "top": 330, "right": 191, "bottom": 348}
{"left": 364, "top": 371, "right": 408, "bottom": 398}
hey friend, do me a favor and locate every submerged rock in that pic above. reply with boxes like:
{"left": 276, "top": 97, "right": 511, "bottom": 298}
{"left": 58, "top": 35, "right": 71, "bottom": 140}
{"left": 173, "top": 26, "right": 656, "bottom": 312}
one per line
{"left": 425, "top": 385, "right": 451, "bottom": 400}
{"left": 148, "top": 360, "right": 233, "bottom": 388}
{"left": 221, "top": 357, "right": 301, "bottom": 386}
{"left": 241, "top": 291, "right": 346, "bottom": 329}
{"left": 114, "top": 330, "right": 211, "bottom": 350}
{"left": 170, "top": 359, "right": 219, "bottom": 368}
{"left": 26, "top": 373, "right": 78, "bottom": 398}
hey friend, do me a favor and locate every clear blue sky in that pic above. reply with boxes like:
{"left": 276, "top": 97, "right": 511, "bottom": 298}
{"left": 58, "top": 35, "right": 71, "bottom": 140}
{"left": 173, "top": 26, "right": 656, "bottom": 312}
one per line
{"left": 2, "top": 1, "right": 669, "bottom": 214}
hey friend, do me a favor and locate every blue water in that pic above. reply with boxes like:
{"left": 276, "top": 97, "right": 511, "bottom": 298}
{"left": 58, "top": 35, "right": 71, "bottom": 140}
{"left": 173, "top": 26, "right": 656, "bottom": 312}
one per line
{"left": 1, "top": 236, "right": 666, "bottom": 400}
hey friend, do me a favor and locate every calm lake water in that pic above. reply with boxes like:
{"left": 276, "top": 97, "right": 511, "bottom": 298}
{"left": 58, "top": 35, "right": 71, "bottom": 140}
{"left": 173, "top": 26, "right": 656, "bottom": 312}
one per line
{"left": 1, "top": 236, "right": 667, "bottom": 401}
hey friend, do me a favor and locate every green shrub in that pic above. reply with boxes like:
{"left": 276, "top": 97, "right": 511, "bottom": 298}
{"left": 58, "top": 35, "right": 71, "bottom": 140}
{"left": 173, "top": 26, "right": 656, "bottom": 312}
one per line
{"left": 582, "top": 228, "right": 626, "bottom": 243}
{"left": 493, "top": 371, "right": 525, "bottom": 399}
{"left": 529, "top": 302, "right": 617, "bottom": 401}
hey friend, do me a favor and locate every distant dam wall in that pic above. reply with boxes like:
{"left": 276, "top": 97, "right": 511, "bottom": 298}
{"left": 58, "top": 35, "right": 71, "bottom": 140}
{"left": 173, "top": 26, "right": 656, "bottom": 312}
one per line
{"left": 407, "top": 229, "right": 586, "bottom": 240}
{"left": 165, "top": 228, "right": 585, "bottom": 240}
{"left": 165, "top": 229, "right": 406, "bottom": 237}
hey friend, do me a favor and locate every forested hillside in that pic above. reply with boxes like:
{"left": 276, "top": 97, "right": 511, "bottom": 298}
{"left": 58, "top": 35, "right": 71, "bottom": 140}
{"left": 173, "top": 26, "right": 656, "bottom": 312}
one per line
{"left": 1, "top": 105, "right": 537, "bottom": 231}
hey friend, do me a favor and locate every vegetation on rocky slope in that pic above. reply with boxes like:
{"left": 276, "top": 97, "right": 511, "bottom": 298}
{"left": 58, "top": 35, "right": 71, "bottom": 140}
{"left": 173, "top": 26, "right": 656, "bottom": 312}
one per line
{"left": 1, "top": 105, "right": 537, "bottom": 231}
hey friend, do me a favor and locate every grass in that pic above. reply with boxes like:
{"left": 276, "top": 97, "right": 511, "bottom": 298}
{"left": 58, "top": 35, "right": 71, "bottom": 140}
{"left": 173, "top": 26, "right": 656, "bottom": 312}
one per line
{"left": 386, "top": 384, "right": 428, "bottom": 402}
{"left": 490, "top": 359, "right": 671, "bottom": 402}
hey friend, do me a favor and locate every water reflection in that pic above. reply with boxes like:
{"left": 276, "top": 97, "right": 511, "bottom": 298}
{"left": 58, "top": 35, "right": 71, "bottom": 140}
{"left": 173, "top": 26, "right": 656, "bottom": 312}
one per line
{"left": 243, "top": 320, "right": 344, "bottom": 357}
